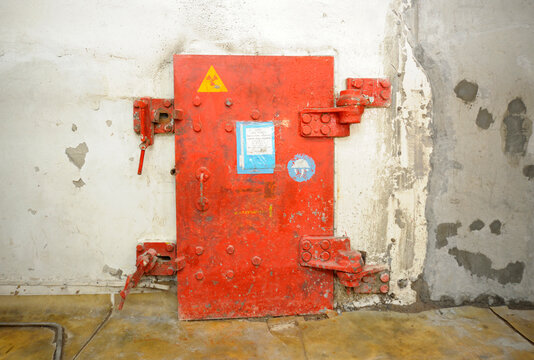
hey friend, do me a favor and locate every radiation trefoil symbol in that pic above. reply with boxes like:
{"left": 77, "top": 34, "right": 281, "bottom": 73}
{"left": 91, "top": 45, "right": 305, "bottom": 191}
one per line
{"left": 287, "top": 154, "right": 316, "bottom": 182}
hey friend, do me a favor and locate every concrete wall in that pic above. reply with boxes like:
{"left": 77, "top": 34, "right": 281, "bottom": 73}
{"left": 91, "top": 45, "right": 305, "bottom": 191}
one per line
{"left": 412, "top": 0, "right": 534, "bottom": 304}
{"left": 0, "top": 0, "right": 530, "bottom": 306}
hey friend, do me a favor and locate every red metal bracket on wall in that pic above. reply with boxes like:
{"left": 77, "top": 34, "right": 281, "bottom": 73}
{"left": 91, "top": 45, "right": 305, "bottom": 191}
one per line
{"left": 118, "top": 242, "right": 185, "bottom": 310}
{"left": 299, "top": 78, "right": 391, "bottom": 137}
{"left": 133, "top": 98, "right": 182, "bottom": 174}
{"left": 299, "top": 236, "right": 390, "bottom": 294}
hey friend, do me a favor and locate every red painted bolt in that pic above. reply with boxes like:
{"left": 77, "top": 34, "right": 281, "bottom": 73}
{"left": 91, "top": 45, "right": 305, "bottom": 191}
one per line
{"left": 134, "top": 124, "right": 140, "bottom": 132}
{"left": 362, "top": 276, "right": 371, "bottom": 283}
{"left": 193, "top": 96, "right": 201, "bottom": 107}
{"left": 380, "top": 285, "right": 389, "bottom": 294}
{"left": 163, "top": 99, "right": 171, "bottom": 107}
{"left": 136, "top": 244, "right": 144, "bottom": 252}
{"left": 380, "top": 273, "right": 390, "bottom": 283}
{"left": 380, "top": 90, "right": 390, "bottom": 100}
{"left": 134, "top": 100, "right": 147, "bottom": 108}
{"left": 321, "top": 114, "right": 331, "bottom": 123}
{"left": 251, "top": 256, "right": 262, "bottom": 266}
{"left": 320, "top": 251, "right": 330, "bottom": 261}
{"left": 193, "top": 122, "right": 202, "bottom": 132}
{"left": 195, "top": 271, "right": 204, "bottom": 281}
{"left": 320, "top": 240, "right": 330, "bottom": 250}
{"left": 302, "top": 114, "right": 312, "bottom": 124}
{"left": 302, "top": 125, "right": 312, "bottom": 135}
{"left": 225, "top": 98, "right": 233, "bottom": 107}
{"left": 195, "top": 246, "right": 204, "bottom": 256}
{"left": 226, "top": 245, "right": 235, "bottom": 254}
{"left": 224, "top": 122, "right": 233, "bottom": 132}
{"left": 320, "top": 125, "right": 331, "bottom": 135}
{"left": 301, "top": 251, "right": 312, "bottom": 262}
{"left": 250, "top": 109, "right": 261, "bottom": 120}
{"left": 166, "top": 268, "right": 174, "bottom": 275}
{"left": 166, "top": 243, "right": 174, "bottom": 252}
{"left": 225, "top": 270, "right": 234, "bottom": 279}
{"left": 379, "top": 79, "right": 391, "bottom": 88}
{"left": 165, "top": 124, "right": 173, "bottom": 132}
{"left": 352, "top": 79, "right": 363, "bottom": 89}
{"left": 302, "top": 241, "right": 312, "bottom": 250}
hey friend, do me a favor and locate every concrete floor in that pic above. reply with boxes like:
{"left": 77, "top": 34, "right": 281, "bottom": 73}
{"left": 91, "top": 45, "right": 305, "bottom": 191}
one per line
{"left": 0, "top": 293, "right": 532, "bottom": 359}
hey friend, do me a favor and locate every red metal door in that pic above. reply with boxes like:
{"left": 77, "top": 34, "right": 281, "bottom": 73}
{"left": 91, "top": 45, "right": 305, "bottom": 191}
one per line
{"left": 174, "top": 55, "right": 335, "bottom": 319}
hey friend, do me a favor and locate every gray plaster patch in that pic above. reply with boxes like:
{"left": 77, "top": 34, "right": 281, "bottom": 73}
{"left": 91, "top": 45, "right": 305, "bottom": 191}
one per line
{"left": 435, "top": 222, "right": 461, "bottom": 249}
{"left": 27, "top": 208, "right": 37, "bottom": 215}
{"left": 475, "top": 108, "right": 493, "bottom": 129}
{"left": 501, "top": 99, "right": 531, "bottom": 159}
{"left": 469, "top": 219, "right": 485, "bottom": 231}
{"left": 72, "top": 178, "right": 85, "bottom": 188}
{"left": 489, "top": 220, "right": 502, "bottom": 235}
{"left": 34, "top": 166, "right": 39, "bottom": 172}
{"left": 102, "top": 264, "right": 122, "bottom": 279}
{"left": 508, "top": 97, "right": 526, "bottom": 114}
{"left": 72, "top": 124, "right": 77, "bottom": 132}
{"left": 523, "top": 165, "right": 534, "bottom": 180}
{"left": 448, "top": 247, "right": 524, "bottom": 284}
{"left": 397, "top": 278, "right": 408, "bottom": 288}
{"left": 454, "top": 80, "right": 478, "bottom": 102}
{"left": 65, "top": 142, "right": 89, "bottom": 169}
{"left": 395, "top": 209, "right": 406, "bottom": 228}
{"left": 106, "top": 120, "right": 112, "bottom": 127}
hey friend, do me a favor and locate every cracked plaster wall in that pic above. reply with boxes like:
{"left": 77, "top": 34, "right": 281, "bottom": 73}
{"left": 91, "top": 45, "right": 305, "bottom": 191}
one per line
{"left": 412, "top": 0, "right": 534, "bottom": 304}
{"left": 0, "top": 0, "right": 433, "bottom": 305}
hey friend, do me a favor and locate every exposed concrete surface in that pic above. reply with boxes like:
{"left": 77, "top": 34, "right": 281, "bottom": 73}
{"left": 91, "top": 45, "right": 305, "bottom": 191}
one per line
{"left": 412, "top": 0, "right": 534, "bottom": 304}
{"left": 1, "top": 294, "right": 533, "bottom": 359}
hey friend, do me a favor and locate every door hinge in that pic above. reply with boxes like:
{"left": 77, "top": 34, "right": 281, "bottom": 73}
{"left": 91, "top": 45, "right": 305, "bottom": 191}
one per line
{"left": 299, "top": 78, "right": 391, "bottom": 138}
{"left": 133, "top": 98, "right": 183, "bottom": 174}
{"left": 299, "top": 236, "right": 390, "bottom": 294}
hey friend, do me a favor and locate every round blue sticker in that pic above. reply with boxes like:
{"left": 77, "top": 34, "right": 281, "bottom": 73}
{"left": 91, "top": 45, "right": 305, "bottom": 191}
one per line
{"left": 287, "top": 154, "right": 316, "bottom": 182}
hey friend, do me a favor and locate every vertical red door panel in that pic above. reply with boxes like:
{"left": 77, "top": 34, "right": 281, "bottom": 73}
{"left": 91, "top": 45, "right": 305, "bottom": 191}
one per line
{"left": 174, "top": 55, "right": 335, "bottom": 319}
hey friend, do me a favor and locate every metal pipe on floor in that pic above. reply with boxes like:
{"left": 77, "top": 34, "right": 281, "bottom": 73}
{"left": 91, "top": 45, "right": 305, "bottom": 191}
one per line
{"left": 0, "top": 322, "right": 64, "bottom": 360}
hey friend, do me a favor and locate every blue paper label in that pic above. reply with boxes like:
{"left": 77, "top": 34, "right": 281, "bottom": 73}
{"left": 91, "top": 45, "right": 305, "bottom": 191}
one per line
{"left": 236, "top": 122, "right": 275, "bottom": 174}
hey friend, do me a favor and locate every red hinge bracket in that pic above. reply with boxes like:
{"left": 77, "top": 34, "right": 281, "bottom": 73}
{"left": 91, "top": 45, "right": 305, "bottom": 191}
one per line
{"left": 133, "top": 98, "right": 183, "bottom": 174}
{"left": 118, "top": 242, "right": 185, "bottom": 310}
{"left": 299, "top": 235, "right": 390, "bottom": 294}
{"left": 299, "top": 78, "right": 391, "bottom": 138}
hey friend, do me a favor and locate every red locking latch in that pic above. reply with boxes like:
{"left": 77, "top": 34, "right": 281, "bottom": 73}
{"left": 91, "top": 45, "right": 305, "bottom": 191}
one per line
{"left": 299, "top": 236, "right": 390, "bottom": 294}
{"left": 299, "top": 78, "right": 391, "bottom": 138}
{"left": 133, "top": 98, "right": 183, "bottom": 175}
{"left": 118, "top": 242, "right": 185, "bottom": 310}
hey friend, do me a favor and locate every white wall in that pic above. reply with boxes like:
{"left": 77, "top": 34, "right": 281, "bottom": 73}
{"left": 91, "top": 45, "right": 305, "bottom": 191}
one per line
{"left": 0, "top": 0, "right": 431, "bottom": 305}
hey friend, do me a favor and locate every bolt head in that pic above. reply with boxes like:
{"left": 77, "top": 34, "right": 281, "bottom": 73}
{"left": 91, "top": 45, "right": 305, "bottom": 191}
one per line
{"left": 195, "top": 271, "right": 204, "bottom": 281}
{"left": 301, "top": 251, "right": 312, "bottom": 262}
{"left": 251, "top": 256, "right": 262, "bottom": 266}
{"left": 380, "top": 284, "right": 389, "bottom": 294}
{"left": 224, "top": 123, "right": 233, "bottom": 132}
{"left": 193, "top": 96, "right": 201, "bottom": 106}
{"left": 380, "top": 89, "right": 390, "bottom": 100}
{"left": 302, "top": 114, "right": 312, "bottom": 124}
{"left": 320, "top": 251, "right": 330, "bottom": 261}
{"left": 250, "top": 109, "right": 261, "bottom": 120}
{"left": 195, "top": 246, "right": 204, "bottom": 256}
{"left": 225, "top": 270, "right": 234, "bottom": 279}
{"left": 193, "top": 123, "right": 202, "bottom": 132}
{"left": 352, "top": 79, "right": 364, "bottom": 89}
{"left": 302, "top": 125, "right": 312, "bottom": 135}
{"left": 321, "top": 114, "right": 331, "bottom": 123}
{"left": 302, "top": 241, "right": 312, "bottom": 250}
{"left": 166, "top": 268, "right": 174, "bottom": 275}
{"left": 226, "top": 245, "right": 235, "bottom": 254}
{"left": 225, "top": 98, "right": 233, "bottom": 107}
{"left": 320, "top": 240, "right": 330, "bottom": 250}
{"left": 163, "top": 99, "right": 172, "bottom": 107}
{"left": 379, "top": 79, "right": 391, "bottom": 88}
{"left": 380, "top": 273, "right": 390, "bottom": 283}
{"left": 320, "top": 125, "right": 331, "bottom": 135}
{"left": 166, "top": 243, "right": 174, "bottom": 252}
{"left": 136, "top": 244, "right": 144, "bottom": 252}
